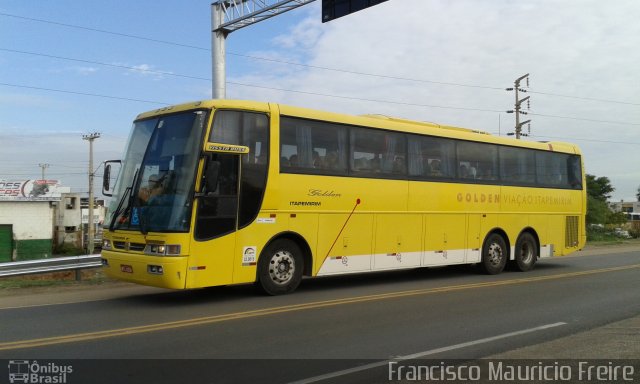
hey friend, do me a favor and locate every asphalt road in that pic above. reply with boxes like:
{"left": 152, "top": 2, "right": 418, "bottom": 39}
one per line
{"left": 1, "top": 247, "right": 639, "bottom": 383}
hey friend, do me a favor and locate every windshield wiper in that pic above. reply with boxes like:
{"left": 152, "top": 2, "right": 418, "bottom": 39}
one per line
{"left": 108, "top": 169, "right": 138, "bottom": 232}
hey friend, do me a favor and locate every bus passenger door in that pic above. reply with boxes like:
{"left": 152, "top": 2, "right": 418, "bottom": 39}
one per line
{"left": 190, "top": 154, "right": 240, "bottom": 287}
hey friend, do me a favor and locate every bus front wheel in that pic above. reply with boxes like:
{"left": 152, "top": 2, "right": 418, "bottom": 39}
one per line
{"left": 257, "top": 239, "right": 303, "bottom": 295}
{"left": 480, "top": 233, "right": 507, "bottom": 275}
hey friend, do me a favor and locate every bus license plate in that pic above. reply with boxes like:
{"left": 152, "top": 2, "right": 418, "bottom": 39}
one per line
{"left": 121, "top": 265, "right": 133, "bottom": 273}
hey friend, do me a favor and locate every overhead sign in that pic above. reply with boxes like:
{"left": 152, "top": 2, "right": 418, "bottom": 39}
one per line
{"left": 322, "top": 0, "right": 389, "bottom": 23}
{"left": 0, "top": 180, "right": 67, "bottom": 201}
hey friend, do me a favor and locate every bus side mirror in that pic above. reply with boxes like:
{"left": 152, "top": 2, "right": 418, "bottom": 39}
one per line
{"left": 102, "top": 160, "right": 121, "bottom": 197}
{"left": 205, "top": 160, "right": 221, "bottom": 193}
{"left": 103, "top": 165, "right": 111, "bottom": 192}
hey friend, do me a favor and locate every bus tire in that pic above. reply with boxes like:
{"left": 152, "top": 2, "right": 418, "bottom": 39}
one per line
{"left": 480, "top": 233, "right": 507, "bottom": 275}
{"left": 257, "top": 239, "right": 303, "bottom": 295}
{"left": 513, "top": 232, "right": 537, "bottom": 272}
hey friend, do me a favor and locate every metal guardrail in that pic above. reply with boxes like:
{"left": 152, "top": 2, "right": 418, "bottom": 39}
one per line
{"left": 0, "top": 254, "right": 102, "bottom": 277}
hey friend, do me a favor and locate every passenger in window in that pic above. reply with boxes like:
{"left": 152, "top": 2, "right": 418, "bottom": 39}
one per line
{"left": 313, "top": 151, "right": 322, "bottom": 168}
{"left": 421, "top": 157, "right": 432, "bottom": 176}
{"left": 354, "top": 157, "right": 368, "bottom": 170}
{"left": 468, "top": 166, "right": 477, "bottom": 179}
{"left": 324, "top": 151, "right": 339, "bottom": 170}
{"left": 289, "top": 154, "right": 298, "bottom": 167}
{"left": 429, "top": 159, "right": 442, "bottom": 176}
{"left": 393, "top": 156, "right": 405, "bottom": 174}
{"left": 459, "top": 164, "right": 469, "bottom": 179}
{"left": 281, "top": 156, "right": 290, "bottom": 167}
{"left": 479, "top": 168, "right": 496, "bottom": 180}
{"left": 369, "top": 155, "right": 381, "bottom": 172}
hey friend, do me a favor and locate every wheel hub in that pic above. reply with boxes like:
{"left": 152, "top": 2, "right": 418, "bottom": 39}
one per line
{"left": 269, "top": 250, "right": 294, "bottom": 285}
{"left": 488, "top": 243, "right": 503, "bottom": 266}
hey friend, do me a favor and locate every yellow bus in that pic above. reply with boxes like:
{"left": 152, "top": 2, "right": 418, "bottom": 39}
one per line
{"left": 101, "top": 100, "right": 586, "bottom": 295}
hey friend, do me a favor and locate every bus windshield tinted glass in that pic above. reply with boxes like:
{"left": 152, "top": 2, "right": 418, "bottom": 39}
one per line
{"left": 107, "top": 118, "right": 156, "bottom": 230}
{"left": 110, "top": 110, "right": 207, "bottom": 232}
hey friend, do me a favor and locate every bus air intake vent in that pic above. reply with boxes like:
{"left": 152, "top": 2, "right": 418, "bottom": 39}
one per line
{"left": 565, "top": 216, "right": 579, "bottom": 248}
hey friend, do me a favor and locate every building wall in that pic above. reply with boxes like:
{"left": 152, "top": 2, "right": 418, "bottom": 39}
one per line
{"left": 0, "top": 201, "right": 53, "bottom": 261}
{"left": 611, "top": 201, "right": 640, "bottom": 213}
{"left": 55, "top": 193, "right": 83, "bottom": 249}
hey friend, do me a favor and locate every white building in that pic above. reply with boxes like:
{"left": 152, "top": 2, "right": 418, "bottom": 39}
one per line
{"left": 610, "top": 200, "right": 640, "bottom": 214}
{"left": 0, "top": 180, "right": 104, "bottom": 261}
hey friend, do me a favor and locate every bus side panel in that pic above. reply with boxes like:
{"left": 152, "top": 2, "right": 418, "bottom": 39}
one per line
{"left": 187, "top": 235, "right": 236, "bottom": 288}
{"left": 499, "top": 213, "right": 529, "bottom": 258}
{"left": 372, "top": 213, "right": 422, "bottom": 270}
{"left": 529, "top": 215, "right": 550, "bottom": 257}
{"left": 424, "top": 213, "right": 466, "bottom": 265}
{"left": 547, "top": 214, "right": 566, "bottom": 255}
{"left": 316, "top": 213, "right": 373, "bottom": 275}
{"left": 466, "top": 214, "right": 481, "bottom": 263}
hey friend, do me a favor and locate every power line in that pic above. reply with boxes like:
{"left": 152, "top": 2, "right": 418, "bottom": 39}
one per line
{"left": 0, "top": 12, "right": 207, "bottom": 51}
{"left": 0, "top": 80, "right": 502, "bottom": 114}
{"left": 527, "top": 134, "right": 640, "bottom": 146}
{"left": 0, "top": 82, "right": 170, "bottom": 105}
{"left": 228, "top": 81, "right": 504, "bottom": 113}
{"left": 5, "top": 12, "right": 499, "bottom": 90}
{"left": 528, "top": 90, "right": 640, "bottom": 107}
{"left": 529, "top": 112, "right": 640, "bottom": 126}
{"left": 1, "top": 47, "right": 505, "bottom": 92}
{"left": 0, "top": 47, "right": 210, "bottom": 82}
{"left": 228, "top": 51, "right": 505, "bottom": 91}
{"left": 4, "top": 12, "right": 638, "bottom": 106}
{"left": 2, "top": 81, "right": 639, "bottom": 127}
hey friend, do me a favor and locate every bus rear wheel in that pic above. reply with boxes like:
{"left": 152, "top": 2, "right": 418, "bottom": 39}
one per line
{"left": 480, "top": 233, "right": 507, "bottom": 275}
{"left": 257, "top": 239, "right": 303, "bottom": 295}
{"left": 512, "top": 232, "right": 537, "bottom": 272}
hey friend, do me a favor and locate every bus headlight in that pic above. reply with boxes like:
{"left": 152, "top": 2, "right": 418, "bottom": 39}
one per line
{"left": 144, "top": 244, "right": 181, "bottom": 256}
{"left": 102, "top": 239, "right": 112, "bottom": 250}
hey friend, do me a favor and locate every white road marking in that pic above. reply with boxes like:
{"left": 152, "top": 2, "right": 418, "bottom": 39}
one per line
{"left": 288, "top": 322, "right": 567, "bottom": 384}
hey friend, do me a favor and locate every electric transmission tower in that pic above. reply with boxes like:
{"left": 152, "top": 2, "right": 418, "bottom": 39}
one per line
{"left": 506, "top": 73, "right": 531, "bottom": 139}
{"left": 38, "top": 163, "right": 50, "bottom": 181}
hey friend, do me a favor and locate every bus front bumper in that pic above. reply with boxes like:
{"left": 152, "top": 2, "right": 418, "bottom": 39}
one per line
{"left": 101, "top": 250, "right": 188, "bottom": 289}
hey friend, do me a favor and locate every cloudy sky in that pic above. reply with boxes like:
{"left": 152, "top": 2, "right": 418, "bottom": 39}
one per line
{"left": 1, "top": 0, "right": 639, "bottom": 200}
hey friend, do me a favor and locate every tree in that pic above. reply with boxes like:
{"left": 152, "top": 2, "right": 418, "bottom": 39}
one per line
{"left": 585, "top": 174, "right": 617, "bottom": 225}
{"left": 586, "top": 174, "right": 615, "bottom": 202}
{"left": 637, "top": 185, "right": 640, "bottom": 202}
{"left": 586, "top": 195, "right": 608, "bottom": 225}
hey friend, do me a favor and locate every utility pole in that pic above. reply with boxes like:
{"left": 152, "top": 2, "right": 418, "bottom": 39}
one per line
{"left": 38, "top": 163, "right": 50, "bottom": 181}
{"left": 83, "top": 132, "right": 100, "bottom": 254}
{"left": 506, "top": 73, "right": 531, "bottom": 139}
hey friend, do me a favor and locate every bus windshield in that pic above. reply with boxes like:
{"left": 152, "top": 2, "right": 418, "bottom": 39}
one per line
{"left": 108, "top": 110, "right": 207, "bottom": 233}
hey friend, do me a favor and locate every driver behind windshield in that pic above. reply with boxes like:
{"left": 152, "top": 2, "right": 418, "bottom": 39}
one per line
{"left": 139, "top": 174, "right": 164, "bottom": 204}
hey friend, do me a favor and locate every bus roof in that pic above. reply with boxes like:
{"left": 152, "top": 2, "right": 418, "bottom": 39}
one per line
{"left": 135, "top": 99, "right": 582, "bottom": 155}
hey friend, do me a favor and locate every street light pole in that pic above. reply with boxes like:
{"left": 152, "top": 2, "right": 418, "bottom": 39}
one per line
{"left": 210, "top": 0, "right": 316, "bottom": 99}
{"left": 212, "top": 2, "right": 226, "bottom": 99}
